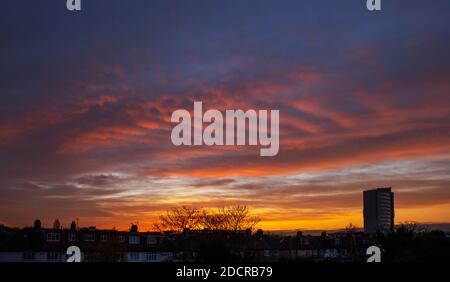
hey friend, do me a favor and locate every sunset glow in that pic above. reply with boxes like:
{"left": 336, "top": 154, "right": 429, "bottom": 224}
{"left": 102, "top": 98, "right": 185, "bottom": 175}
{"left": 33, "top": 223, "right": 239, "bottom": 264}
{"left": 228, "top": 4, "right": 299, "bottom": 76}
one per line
{"left": 1, "top": 0, "right": 450, "bottom": 231}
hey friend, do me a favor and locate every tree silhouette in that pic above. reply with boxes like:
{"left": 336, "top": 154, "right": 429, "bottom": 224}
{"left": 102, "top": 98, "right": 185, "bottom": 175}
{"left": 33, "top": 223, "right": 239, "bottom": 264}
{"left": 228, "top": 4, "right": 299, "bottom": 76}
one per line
{"left": 154, "top": 205, "right": 260, "bottom": 232}
{"left": 53, "top": 218, "right": 61, "bottom": 229}
{"left": 153, "top": 206, "right": 201, "bottom": 232}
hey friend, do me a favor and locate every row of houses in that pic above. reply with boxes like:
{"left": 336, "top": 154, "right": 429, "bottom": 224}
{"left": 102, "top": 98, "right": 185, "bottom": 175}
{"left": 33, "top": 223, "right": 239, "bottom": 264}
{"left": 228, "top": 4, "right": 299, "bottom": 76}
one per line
{"left": 0, "top": 220, "right": 371, "bottom": 262}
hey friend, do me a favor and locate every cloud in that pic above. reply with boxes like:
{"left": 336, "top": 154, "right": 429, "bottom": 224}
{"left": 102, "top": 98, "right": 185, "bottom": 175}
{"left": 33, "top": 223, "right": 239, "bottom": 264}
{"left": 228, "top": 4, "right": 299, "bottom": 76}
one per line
{"left": 1, "top": 0, "right": 450, "bottom": 229}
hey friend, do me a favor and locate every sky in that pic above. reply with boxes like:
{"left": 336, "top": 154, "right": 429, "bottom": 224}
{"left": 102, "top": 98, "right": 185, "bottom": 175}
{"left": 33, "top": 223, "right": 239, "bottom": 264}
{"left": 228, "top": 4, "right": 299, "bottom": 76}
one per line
{"left": 1, "top": 0, "right": 450, "bottom": 231}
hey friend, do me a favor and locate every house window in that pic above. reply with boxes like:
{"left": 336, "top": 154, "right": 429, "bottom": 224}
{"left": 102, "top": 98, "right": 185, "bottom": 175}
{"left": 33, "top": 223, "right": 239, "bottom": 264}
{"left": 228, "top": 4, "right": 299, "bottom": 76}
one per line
{"left": 146, "top": 252, "right": 157, "bottom": 262}
{"left": 129, "top": 252, "right": 139, "bottom": 262}
{"left": 146, "top": 235, "right": 157, "bottom": 245}
{"left": 118, "top": 235, "right": 125, "bottom": 242}
{"left": 46, "top": 232, "right": 60, "bottom": 242}
{"left": 23, "top": 252, "right": 35, "bottom": 261}
{"left": 100, "top": 234, "right": 108, "bottom": 241}
{"left": 129, "top": 236, "right": 140, "bottom": 245}
{"left": 68, "top": 233, "right": 76, "bottom": 242}
{"left": 335, "top": 238, "right": 341, "bottom": 246}
{"left": 118, "top": 253, "right": 126, "bottom": 262}
{"left": 84, "top": 253, "right": 90, "bottom": 262}
{"left": 47, "top": 252, "right": 59, "bottom": 261}
{"left": 84, "top": 233, "right": 95, "bottom": 242}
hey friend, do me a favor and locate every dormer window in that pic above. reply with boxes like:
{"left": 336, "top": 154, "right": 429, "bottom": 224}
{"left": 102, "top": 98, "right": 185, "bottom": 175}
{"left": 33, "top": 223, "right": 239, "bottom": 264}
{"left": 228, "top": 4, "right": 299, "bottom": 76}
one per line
{"left": 84, "top": 233, "right": 95, "bottom": 242}
{"left": 46, "top": 232, "right": 60, "bottom": 242}
{"left": 147, "top": 235, "right": 157, "bottom": 245}
{"left": 129, "top": 236, "right": 140, "bottom": 245}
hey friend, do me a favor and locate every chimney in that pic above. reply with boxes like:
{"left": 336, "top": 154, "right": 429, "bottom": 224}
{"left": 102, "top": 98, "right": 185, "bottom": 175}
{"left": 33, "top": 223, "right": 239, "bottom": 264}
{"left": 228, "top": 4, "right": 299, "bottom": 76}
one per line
{"left": 130, "top": 224, "right": 138, "bottom": 233}
{"left": 70, "top": 221, "right": 77, "bottom": 230}
{"left": 34, "top": 219, "right": 41, "bottom": 230}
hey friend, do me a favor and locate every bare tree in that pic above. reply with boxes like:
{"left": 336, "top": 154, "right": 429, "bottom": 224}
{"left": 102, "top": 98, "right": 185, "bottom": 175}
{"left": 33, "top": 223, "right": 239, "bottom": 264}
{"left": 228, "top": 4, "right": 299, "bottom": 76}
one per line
{"left": 345, "top": 223, "right": 359, "bottom": 255}
{"left": 154, "top": 205, "right": 260, "bottom": 232}
{"left": 199, "top": 210, "right": 227, "bottom": 231}
{"left": 153, "top": 206, "right": 201, "bottom": 232}
{"left": 221, "top": 205, "right": 260, "bottom": 232}
{"left": 53, "top": 218, "right": 61, "bottom": 229}
{"left": 397, "top": 221, "right": 422, "bottom": 235}
{"left": 345, "top": 223, "right": 359, "bottom": 233}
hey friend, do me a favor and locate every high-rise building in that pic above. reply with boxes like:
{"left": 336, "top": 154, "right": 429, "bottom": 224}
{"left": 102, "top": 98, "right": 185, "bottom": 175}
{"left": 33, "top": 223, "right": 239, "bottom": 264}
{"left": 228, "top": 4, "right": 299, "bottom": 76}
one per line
{"left": 363, "top": 187, "right": 394, "bottom": 233}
